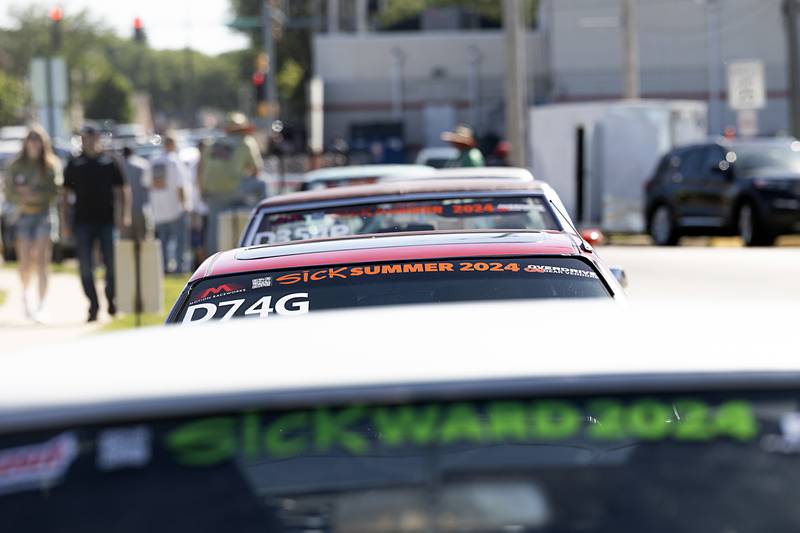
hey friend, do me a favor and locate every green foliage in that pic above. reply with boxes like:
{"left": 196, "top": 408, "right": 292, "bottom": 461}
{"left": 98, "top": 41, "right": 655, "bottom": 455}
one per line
{"left": 0, "top": 70, "right": 27, "bottom": 126}
{"left": 84, "top": 73, "right": 134, "bottom": 122}
{"left": 376, "top": 0, "right": 538, "bottom": 29}
{"left": 0, "top": 5, "right": 242, "bottom": 125}
{"left": 277, "top": 58, "right": 304, "bottom": 101}
{"left": 228, "top": 0, "right": 313, "bottom": 121}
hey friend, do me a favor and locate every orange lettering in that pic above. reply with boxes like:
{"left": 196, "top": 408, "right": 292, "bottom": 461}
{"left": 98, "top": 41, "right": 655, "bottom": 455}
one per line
{"left": 276, "top": 273, "right": 302, "bottom": 285}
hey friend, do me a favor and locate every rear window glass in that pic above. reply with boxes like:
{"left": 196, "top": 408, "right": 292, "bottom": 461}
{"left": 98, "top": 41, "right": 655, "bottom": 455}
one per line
{"left": 0, "top": 390, "right": 794, "bottom": 532}
{"left": 248, "top": 196, "right": 558, "bottom": 245}
{"left": 175, "top": 257, "right": 609, "bottom": 324}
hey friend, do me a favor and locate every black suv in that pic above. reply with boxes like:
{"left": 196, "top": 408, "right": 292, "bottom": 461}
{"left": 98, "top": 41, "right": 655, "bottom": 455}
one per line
{"left": 645, "top": 138, "right": 800, "bottom": 246}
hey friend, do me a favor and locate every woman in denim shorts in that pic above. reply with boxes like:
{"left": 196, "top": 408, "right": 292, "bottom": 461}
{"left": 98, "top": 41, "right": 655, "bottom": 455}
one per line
{"left": 4, "top": 126, "right": 62, "bottom": 320}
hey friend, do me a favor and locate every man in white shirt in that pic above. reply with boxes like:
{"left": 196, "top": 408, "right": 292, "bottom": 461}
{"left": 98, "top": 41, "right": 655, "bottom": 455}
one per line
{"left": 150, "top": 136, "right": 189, "bottom": 273}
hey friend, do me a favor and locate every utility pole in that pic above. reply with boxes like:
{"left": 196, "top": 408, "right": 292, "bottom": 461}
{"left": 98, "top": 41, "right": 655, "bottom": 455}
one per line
{"left": 784, "top": 0, "right": 800, "bottom": 136}
{"left": 261, "top": 0, "right": 278, "bottom": 124}
{"left": 355, "top": 0, "right": 368, "bottom": 34}
{"left": 328, "top": 0, "right": 340, "bottom": 34}
{"left": 621, "top": 0, "right": 640, "bottom": 99}
{"left": 706, "top": 0, "right": 722, "bottom": 134}
{"left": 502, "top": 0, "right": 528, "bottom": 168}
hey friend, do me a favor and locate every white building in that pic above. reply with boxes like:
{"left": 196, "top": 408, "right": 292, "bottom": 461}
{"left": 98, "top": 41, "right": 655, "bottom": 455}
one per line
{"left": 312, "top": 0, "right": 791, "bottom": 151}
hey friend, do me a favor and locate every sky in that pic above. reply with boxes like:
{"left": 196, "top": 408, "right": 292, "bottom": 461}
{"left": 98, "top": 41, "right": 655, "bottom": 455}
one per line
{"left": 1, "top": 0, "right": 250, "bottom": 55}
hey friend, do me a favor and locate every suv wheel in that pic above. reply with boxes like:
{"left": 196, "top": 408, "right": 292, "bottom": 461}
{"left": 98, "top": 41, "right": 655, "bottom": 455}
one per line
{"left": 649, "top": 205, "right": 680, "bottom": 246}
{"left": 739, "top": 202, "right": 775, "bottom": 247}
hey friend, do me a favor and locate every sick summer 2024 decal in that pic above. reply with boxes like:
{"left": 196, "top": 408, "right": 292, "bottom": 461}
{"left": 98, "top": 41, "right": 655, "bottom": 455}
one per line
{"left": 182, "top": 260, "right": 600, "bottom": 324}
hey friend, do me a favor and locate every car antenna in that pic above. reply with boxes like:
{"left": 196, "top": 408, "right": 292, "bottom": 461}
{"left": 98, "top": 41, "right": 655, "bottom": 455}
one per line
{"left": 548, "top": 199, "right": 593, "bottom": 253}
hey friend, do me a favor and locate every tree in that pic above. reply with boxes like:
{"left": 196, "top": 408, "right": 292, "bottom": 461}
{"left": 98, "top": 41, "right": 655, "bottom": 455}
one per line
{"left": 376, "top": 0, "right": 539, "bottom": 29}
{"left": 0, "top": 5, "right": 242, "bottom": 127}
{"left": 0, "top": 71, "right": 27, "bottom": 126}
{"left": 228, "top": 0, "right": 313, "bottom": 122}
{"left": 84, "top": 73, "right": 134, "bottom": 122}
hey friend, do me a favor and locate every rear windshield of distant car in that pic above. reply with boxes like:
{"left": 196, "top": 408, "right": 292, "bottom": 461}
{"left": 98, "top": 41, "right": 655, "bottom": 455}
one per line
{"left": 247, "top": 196, "right": 559, "bottom": 245}
{"left": 734, "top": 142, "right": 800, "bottom": 175}
{"left": 174, "top": 257, "right": 609, "bottom": 324}
{"left": 1, "top": 389, "right": 795, "bottom": 532}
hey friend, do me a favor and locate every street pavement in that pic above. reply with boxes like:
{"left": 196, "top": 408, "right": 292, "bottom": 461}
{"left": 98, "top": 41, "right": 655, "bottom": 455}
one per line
{"left": 0, "top": 268, "right": 109, "bottom": 353}
{"left": 599, "top": 245, "right": 800, "bottom": 302}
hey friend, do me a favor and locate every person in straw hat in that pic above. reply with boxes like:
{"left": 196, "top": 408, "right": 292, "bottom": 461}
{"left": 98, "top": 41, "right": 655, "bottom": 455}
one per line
{"left": 197, "top": 112, "right": 263, "bottom": 254}
{"left": 441, "top": 124, "right": 485, "bottom": 168}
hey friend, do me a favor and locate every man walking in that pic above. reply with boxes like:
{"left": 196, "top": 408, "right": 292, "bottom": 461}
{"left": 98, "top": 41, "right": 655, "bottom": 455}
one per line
{"left": 198, "top": 112, "right": 262, "bottom": 254}
{"left": 63, "top": 124, "right": 131, "bottom": 322}
{"left": 150, "top": 135, "right": 189, "bottom": 273}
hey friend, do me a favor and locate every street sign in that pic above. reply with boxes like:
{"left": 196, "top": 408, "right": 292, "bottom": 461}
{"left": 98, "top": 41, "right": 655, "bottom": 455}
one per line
{"left": 31, "top": 57, "right": 68, "bottom": 106}
{"left": 727, "top": 60, "right": 766, "bottom": 110}
{"left": 736, "top": 109, "right": 759, "bottom": 137}
{"left": 227, "top": 17, "right": 261, "bottom": 30}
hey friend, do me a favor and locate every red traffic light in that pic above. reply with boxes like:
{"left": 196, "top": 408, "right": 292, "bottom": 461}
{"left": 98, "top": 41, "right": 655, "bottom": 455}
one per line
{"left": 252, "top": 72, "right": 265, "bottom": 86}
{"left": 133, "top": 17, "right": 143, "bottom": 30}
{"left": 49, "top": 6, "right": 64, "bottom": 22}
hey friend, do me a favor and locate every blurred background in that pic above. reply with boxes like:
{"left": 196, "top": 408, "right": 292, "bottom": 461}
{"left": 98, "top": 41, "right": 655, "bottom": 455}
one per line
{"left": 1, "top": 0, "right": 799, "bottom": 345}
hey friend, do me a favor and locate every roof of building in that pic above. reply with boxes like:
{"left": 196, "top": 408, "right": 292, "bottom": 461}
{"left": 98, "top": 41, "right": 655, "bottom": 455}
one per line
{"left": 192, "top": 230, "right": 582, "bottom": 281}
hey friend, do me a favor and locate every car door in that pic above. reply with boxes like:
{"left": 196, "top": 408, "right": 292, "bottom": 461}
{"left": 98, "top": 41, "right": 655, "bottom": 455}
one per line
{"left": 699, "top": 145, "right": 734, "bottom": 223}
{"left": 673, "top": 146, "right": 707, "bottom": 222}
{"left": 678, "top": 145, "right": 731, "bottom": 228}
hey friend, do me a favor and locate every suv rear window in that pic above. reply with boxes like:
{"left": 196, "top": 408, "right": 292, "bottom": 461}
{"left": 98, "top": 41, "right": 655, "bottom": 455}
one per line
{"left": 0, "top": 389, "right": 792, "bottom": 532}
{"left": 247, "top": 196, "right": 558, "bottom": 245}
{"left": 174, "top": 257, "right": 609, "bottom": 324}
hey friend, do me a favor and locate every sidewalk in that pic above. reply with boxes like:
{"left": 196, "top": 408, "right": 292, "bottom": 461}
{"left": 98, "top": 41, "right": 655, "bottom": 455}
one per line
{"left": 0, "top": 268, "right": 110, "bottom": 353}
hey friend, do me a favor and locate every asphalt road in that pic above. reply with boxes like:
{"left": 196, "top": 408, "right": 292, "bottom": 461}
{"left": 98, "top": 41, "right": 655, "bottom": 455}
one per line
{"left": 599, "top": 245, "right": 800, "bottom": 302}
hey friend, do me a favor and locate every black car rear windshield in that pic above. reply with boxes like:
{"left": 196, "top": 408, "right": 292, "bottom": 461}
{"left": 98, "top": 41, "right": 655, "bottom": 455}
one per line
{"left": 0, "top": 389, "right": 793, "bottom": 532}
{"left": 247, "top": 196, "right": 558, "bottom": 245}
{"left": 734, "top": 142, "right": 800, "bottom": 175}
{"left": 174, "top": 257, "right": 609, "bottom": 324}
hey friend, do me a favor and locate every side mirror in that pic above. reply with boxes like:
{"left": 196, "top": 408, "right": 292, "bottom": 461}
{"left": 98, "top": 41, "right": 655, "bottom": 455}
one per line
{"left": 580, "top": 228, "right": 605, "bottom": 246}
{"left": 610, "top": 267, "right": 628, "bottom": 288}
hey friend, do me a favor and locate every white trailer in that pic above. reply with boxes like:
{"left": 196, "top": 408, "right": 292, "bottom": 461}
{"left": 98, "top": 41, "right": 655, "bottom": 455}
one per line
{"left": 529, "top": 100, "right": 707, "bottom": 233}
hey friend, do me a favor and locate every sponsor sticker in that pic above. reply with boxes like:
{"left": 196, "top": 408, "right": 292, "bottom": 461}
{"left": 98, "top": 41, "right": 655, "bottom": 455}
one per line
{"left": 191, "top": 283, "right": 246, "bottom": 303}
{"left": 96, "top": 426, "right": 152, "bottom": 471}
{"left": 252, "top": 276, "right": 272, "bottom": 289}
{"left": 525, "top": 264, "right": 599, "bottom": 279}
{"left": 496, "top": 203, "right": 533, "bottom": 213}
{"left": 0, "top": 432, "right": 79, "bottom": 495}
{"left": 761, "top": 412, "right": 800, "bottom": 454}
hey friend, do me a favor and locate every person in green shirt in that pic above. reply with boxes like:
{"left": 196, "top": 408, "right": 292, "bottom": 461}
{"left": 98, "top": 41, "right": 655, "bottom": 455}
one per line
{"left": 441, "top": 124, "right": 485, "bottom": 167}
{"left": 3, "top": 125, "right": 63, "bottom": 320}
{"left": 198, "top": 112, "right": 263, "bottom": 254}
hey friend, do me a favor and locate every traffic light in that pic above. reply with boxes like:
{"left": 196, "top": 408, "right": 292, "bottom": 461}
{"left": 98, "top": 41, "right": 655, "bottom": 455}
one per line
{"left": 252, "top": 71, "right": 267, "bottom": 116}
{"left": 253, "top": 52, "right": 269, "bottom": 117}
{"left": 133, "top": 17, "right": 145, "bottom": 43}
{"left": 49, "top": 6, "right": 63, "bottom": 51}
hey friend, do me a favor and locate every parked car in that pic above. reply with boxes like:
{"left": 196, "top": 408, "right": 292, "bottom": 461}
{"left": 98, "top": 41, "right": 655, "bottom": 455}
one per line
{"left": 239, "top": 178, "right": 579, "bottom": 248}
{"left": 645, "top": 137, "right": 800, "bottom": 246}
{"left": 1, "top": 301, "right": 797, "bottom": 531}
{"left": 414, "top": 146, "right": 459, "bottom": 168}
{"left": 169, "top": 230, "right": 625, "bottom": 324}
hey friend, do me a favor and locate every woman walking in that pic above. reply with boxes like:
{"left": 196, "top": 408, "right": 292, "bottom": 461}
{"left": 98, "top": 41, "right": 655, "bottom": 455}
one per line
{"left": 4, "top": 126, "right": 62, "bottom": 320}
